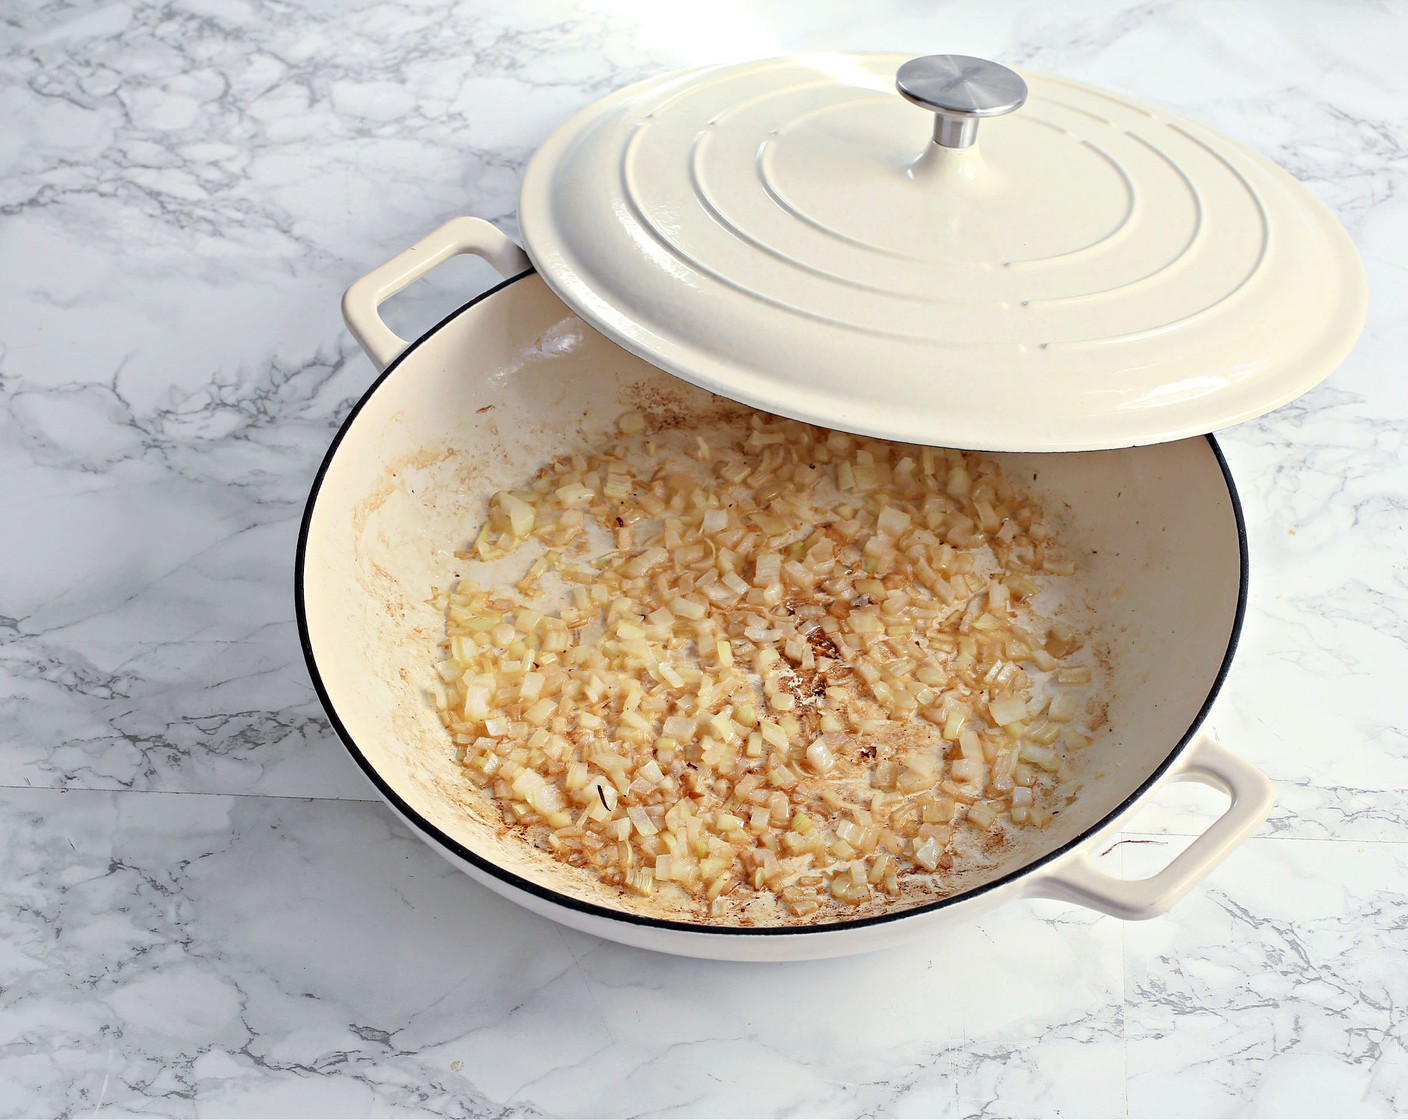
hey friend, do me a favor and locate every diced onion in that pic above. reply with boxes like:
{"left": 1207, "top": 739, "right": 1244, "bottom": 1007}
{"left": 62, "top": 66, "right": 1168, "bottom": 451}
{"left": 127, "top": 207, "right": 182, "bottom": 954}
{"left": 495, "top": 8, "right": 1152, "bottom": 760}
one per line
{"left": 913, "top": 836, "right": 944, "bottom": 871}
{"left": 754, "top": 553, "right": 782, "bottom": 586}
{"left": 1048, "top": 693, "right": 1079, "bottom": 722}
{"left": 555, "top": 482, "right": 594, "bottom": 507}
{"left": 988, "top": 695, "right": 1028, "bottom": 727}
{"left": 876, "top": 506, "right": 912, "bottom": 538}
{"left": 493, "top": 490, "right": 536, "bottom": 537}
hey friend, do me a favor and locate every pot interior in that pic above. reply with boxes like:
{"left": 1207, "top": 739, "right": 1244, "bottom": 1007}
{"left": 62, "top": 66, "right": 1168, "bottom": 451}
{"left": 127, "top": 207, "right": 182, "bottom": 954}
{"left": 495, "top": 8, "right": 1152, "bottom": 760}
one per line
{"left": 299, "top": 274, "right": 1244, "bottom": 928}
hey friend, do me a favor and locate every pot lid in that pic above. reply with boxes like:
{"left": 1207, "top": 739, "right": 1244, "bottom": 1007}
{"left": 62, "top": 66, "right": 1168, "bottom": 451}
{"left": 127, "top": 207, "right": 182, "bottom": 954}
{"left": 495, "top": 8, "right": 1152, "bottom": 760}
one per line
{"left": 518, "top": 53, "right": 1366, "bottom": 451}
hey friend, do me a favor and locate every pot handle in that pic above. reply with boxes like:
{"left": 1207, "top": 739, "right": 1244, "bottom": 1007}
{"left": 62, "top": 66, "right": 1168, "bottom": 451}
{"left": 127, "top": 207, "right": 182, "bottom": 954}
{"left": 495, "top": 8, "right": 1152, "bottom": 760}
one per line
{"left": 1025, "top": 735, "right": 1274, "bottom": 920}
{"left": 341, "top": 217, "right": 531, "bottom": 371}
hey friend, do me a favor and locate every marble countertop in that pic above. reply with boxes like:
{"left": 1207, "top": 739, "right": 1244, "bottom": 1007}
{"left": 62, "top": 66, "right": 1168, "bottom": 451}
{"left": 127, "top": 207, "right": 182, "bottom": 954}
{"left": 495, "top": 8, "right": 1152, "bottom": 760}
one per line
{"left": 3, "top": 1, "right": 1406, "bottom": 1116}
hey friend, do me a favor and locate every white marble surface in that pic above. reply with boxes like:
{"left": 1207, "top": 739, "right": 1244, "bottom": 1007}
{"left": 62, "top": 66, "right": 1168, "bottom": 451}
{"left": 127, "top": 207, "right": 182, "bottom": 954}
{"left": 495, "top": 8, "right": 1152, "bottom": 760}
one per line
{"left": 1, "top": 0, "right": 1405, "bottom": 1116}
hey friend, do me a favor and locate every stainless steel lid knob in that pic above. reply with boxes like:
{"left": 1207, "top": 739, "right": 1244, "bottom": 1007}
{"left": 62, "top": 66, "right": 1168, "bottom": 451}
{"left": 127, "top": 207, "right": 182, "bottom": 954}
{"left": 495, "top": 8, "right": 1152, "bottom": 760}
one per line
{"left": 896, "top": 54, "right": 1028, "bottom": 149}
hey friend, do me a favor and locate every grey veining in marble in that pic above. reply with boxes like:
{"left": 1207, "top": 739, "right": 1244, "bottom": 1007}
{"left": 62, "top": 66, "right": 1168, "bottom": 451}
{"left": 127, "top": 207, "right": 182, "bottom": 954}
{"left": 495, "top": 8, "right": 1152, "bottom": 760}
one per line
{"left": 2, "top": 0, "right": 1406, "bottom": 1116}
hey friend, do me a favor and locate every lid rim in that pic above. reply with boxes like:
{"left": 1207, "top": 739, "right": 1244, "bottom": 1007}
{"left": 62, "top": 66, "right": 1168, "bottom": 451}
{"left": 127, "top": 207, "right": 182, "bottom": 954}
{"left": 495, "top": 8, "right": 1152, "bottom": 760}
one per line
{"left": 521, "top": 226, "right": 1367, "bottom": 452}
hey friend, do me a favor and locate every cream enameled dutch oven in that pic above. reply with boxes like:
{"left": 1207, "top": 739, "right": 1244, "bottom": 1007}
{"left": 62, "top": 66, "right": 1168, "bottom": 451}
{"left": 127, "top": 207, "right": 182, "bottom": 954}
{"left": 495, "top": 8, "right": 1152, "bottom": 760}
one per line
{"left": 297, "top": 55, "right": 1365, "bottom": 960}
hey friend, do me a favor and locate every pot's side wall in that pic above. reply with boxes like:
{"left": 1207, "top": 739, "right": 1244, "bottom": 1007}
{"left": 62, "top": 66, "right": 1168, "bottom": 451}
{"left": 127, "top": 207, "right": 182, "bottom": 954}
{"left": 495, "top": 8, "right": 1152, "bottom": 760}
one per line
{"left": 381, "top": 799, "right": 1022, "bottom": 961}
{"left": 304, "top": 282, "right": 715, "bottom": 919}
{"left": 987, "top": 442, "right": 1242, "bottom": 863}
